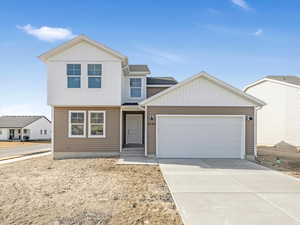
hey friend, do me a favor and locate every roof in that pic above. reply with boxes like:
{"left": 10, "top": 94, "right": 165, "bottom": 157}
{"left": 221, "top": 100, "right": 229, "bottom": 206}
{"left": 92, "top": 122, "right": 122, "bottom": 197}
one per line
{"left": 147, "top": 77, "right": 178, "bottom": 86}
{"left": 122, "top": 102, "right": 138, "bottom": 106}
{"left": 38, "top": 34, "right": 128, "bottom": 62}
{"left": 0, "top": 116, "right": 47, "bottom": 128}
{"left": 140, "top": 71, "right": 265, "bottom": 106}
{"left": 244, "top": 75, "right": 300, "bottom": 91}
{"left": 128, "top": 65, "right": 150, "bottom": 73}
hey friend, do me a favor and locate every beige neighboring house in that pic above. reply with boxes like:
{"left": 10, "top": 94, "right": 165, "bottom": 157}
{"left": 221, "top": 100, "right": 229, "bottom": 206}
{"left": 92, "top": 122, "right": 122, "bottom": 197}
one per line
{"left": 39, "top": 35, "right": 264, "bottom": 160}
{"left": 245, "top": 76, "right": 300, "bottom": 147}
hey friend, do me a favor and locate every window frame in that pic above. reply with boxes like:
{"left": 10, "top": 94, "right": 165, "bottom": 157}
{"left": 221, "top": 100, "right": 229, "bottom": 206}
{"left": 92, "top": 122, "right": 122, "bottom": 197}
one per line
{"left": 88, "top": 64, "right": 102, "bottom": 88}
{"left": 129, "top": 77, "right": 142, "bottom": 98}
{"left": 88, "top": 111, "right": 106, "bottom": 138}
{"left": 68, "top": 110, "right": 86, "bottom": 138}
{"left": 67, "top": 64, "right": 81, "bottom": 88}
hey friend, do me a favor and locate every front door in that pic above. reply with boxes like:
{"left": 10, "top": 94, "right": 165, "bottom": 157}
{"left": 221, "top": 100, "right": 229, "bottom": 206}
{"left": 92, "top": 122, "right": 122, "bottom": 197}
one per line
{"left": 126, "top": 114, "right": 143, "bottom": 144}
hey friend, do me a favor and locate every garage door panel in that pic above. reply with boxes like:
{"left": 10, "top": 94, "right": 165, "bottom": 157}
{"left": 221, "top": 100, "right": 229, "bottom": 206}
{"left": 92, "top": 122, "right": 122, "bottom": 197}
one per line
{"left": 157, "top": 116, "right": 245, "bottom": 158}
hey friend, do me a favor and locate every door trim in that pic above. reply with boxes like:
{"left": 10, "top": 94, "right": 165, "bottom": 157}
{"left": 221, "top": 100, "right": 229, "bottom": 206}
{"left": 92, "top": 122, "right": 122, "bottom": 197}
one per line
{"left": 123, "top": 112, "right": 144, "bottom": 145}
{"left": 156, "top": 114, "right": 246, "bottom": 159}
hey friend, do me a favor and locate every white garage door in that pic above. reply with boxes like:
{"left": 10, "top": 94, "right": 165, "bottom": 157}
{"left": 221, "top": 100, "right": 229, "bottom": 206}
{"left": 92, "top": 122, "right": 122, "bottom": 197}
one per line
{"left": 156, "top": 115, "right": 245, "bottom": 158}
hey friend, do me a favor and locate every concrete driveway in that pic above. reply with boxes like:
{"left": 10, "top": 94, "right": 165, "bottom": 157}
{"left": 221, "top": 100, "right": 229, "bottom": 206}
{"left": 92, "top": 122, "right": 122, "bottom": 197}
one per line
{"left": 159, "top": 159, "right": 300, "bottom": 225}
{"left": 0, "top": 144, "right": 51, "bottom": 159}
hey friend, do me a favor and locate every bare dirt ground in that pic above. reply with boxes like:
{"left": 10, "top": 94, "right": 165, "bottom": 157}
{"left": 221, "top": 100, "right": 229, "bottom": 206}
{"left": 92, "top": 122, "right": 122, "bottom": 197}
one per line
{"left": 0, "top": 141, "right": 51, "bottom": 150}
{"left": 257, "top": 145, "right": 300, "bottom": 179}
{"left": 0, "top": 156, "right": 183, "bottom": 225}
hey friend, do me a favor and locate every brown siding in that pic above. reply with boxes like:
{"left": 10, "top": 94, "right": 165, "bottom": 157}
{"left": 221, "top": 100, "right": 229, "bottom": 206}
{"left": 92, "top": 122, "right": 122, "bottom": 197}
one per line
{"left": 147, "top": 87, "right": 169, "bottom": 98}
{"left": 147, "top": 106, "right": 255, "bottom": 156}
{"left": 54, "top": 107, "right": 120, "bottom": 152}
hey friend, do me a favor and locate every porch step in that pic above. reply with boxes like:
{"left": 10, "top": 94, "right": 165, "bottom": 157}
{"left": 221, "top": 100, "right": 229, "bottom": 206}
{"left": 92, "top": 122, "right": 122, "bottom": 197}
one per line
{"left": 121, "top": 148, "right": 145, "bottom": 157}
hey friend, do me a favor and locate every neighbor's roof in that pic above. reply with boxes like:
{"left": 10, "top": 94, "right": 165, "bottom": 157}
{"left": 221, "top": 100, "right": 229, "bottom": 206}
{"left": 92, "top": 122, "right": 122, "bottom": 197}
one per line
{"left": 244, "top": 75, "right": 300, "bottom": 91}
{"left": 147, "top": 77, "right": 178, "bottom": 86}
{"left": 0, "top": 116, "right": 46, "bottom": 128}
{"left": 38, "top": 34, "right": 128, "bottom": 62}
{"left": 128, "top": 65, "right": 150, "bottom": 73}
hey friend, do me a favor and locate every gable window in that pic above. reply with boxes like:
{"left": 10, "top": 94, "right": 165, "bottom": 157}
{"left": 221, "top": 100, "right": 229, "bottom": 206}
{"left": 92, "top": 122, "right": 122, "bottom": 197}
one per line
{"left": 130, "top": 78, "right": 142, "bottom": 98}
{"left": 69, "top": 111, "right": 86, "bottom": 137}
{"left": 67, "top": 64, "right": 81, "bottom": 88}
{"left": 88, "top": 111, "right": 105, "bottom": 138}
{"left": 88, "top": 64, "right": 102, "bottom": 88}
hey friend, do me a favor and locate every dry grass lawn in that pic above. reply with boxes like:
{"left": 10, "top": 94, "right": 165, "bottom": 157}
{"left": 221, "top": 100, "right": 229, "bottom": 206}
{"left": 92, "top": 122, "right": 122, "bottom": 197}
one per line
{"left": 0, "top": 141, "right": 50, "bottom": 149}
{"left": 257, "top": 145, "right": 300, "bottom": 179}
{"left": 0, "top": 156, "right": 183, "bottom": 225}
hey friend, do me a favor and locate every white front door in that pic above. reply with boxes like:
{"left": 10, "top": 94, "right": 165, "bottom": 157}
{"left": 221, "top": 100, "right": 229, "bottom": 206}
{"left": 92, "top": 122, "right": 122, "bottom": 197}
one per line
{"left": 126, "top": 114, "right": 143, "bottom": 144}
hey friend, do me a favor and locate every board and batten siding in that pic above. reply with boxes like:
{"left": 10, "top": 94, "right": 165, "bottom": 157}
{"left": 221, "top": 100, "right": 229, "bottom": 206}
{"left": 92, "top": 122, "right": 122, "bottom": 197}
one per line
{"left": 146, "top": 106, "right": 255, "bottom": 156}
{"left": 53, "top": 107, "right": 120, "bottom": 155}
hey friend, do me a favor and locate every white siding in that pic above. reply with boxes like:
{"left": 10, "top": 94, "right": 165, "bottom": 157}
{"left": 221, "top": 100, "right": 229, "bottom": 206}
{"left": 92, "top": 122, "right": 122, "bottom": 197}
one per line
{"left": 147, "top": 76, "right": 256, "bottom": 107}
{"left": 0, "top": 128, "right": 9, "bottom": 140}
{"left": 47, "top": 41, "right": 122, "bottom": 106}
{"left": 23, "top": 117, "right": 52, "bottom": 140}
{"left": 122, "top": 75, "right": 147, "bottom": 103}
{"left": 246, "top": 81, "right": 287, "bottom": 146}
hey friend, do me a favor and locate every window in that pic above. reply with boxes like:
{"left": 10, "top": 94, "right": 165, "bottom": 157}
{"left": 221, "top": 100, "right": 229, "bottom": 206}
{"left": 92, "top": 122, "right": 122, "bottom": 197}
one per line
{"left": 23, "top": 129, "right": 27, "bottom": 134}
{"left": 88, "top": 64, "right": 102, "bottom": 88}
{"left": 69, "top": 111, "right": 86, "bottom": 137}
{"left": 130, "top": 78, "right": 142, "bottom": 98}
{"left": 0, "top": 129, "right": 2, "bottom": 135}
{"left": 40, "top": 130, "right": 43, "bottom": 135}
{"left": 44, "top": 130, "right": 47, "bottom": 135}
{"left": 88, "top": 111, "right": 105, "bottom": 138}
{"left": 67, "top": 64, "right": 81, "bottom": 88}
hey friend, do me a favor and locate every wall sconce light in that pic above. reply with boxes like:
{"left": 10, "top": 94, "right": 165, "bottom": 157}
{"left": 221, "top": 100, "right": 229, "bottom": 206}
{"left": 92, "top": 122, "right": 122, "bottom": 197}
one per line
{"left": 246, "top": 116, "right": 253, "bottom": 121}
{"left": 150, "top": 115, "right": 155, "bottom": 121}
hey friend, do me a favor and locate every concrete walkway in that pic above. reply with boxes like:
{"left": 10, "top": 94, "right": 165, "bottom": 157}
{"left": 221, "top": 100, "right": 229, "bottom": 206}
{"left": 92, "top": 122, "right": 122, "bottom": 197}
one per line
{"left": 159, "top": 159, "right": 300, "bottom": 225}
{"left": 0, "top": 144, "right": 51, "bottom": 159}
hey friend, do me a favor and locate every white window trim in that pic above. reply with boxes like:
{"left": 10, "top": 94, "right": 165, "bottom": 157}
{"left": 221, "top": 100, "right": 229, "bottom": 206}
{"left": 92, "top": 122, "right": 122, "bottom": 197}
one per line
{"left": 88, "top": 111, "right": 106, "bottom": 138}
{"left": 129, "top": 77, "right": 142, "bottom": 99}
{"left": 88, "top": 64, "right": 102, "bottom": 88}
{"left": 68, "top": 110, "right": 86, "bottom": 138}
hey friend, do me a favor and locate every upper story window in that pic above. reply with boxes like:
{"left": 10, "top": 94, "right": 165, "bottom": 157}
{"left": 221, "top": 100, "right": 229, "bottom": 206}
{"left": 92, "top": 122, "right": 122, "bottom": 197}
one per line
{"left": 130, "top": 78, "right": 142, "bottom": 98}
{"left": 67, "top": 64, "right": 81, "bottom": 88}
{"left": 88, "top": 64, "right": 102, "bottom": 88}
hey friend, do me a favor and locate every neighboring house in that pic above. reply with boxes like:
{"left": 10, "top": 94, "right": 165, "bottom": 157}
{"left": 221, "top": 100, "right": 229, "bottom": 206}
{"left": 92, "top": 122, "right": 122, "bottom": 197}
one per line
{"left": 0, "top": 116, "right": 51, "bottom": 141}
{"left": 39, "top": 35, "right": 264, "bottom": 160}
{"left": 245, "top": 75, "right": 300, "bottom": 147}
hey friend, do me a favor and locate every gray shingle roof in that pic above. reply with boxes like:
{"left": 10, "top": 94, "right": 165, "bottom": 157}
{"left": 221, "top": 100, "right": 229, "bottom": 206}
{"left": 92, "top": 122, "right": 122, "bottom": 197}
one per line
{"left": 128, "top": 65, "right": 150, "bottom": 73}
{"left": 147, "top": 77, "right": 178, "bottom": 85}
{"left": 0, "top": 116, "right": 44, "bottom": 128}
{"left": 266, "top": 75, "right": 300, "bottom": 86}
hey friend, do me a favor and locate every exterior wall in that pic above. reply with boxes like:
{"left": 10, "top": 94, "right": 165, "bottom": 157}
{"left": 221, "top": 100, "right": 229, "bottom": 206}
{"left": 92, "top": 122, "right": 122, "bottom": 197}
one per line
{"left": 147, "top": 86, "right": 169, "bottom": 98}
{"left": 23, "top": 117, "right": 52, "bottom": 140}
{"left": 122, "top": 75, "right": 147, "bottom": 103}
{"left": 245, "top": 81, "right": 287, "bottom": 146}
{"left": 53, "top": 107, "right": 120, "bottom": 157}
{"left": 148, "top": 76, "right": 256, "bottom": 106}
{"left": 146, "top": 106, "right": 255, "bottom": 156}
{"left": 47, "top": 41, "right": 123, "bottom": 106}
{"left": 0, "top": 128, "right": 9, "bottom": 140}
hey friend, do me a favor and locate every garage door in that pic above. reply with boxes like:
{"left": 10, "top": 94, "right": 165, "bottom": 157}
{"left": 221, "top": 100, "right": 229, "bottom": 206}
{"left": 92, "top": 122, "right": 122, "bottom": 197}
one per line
{"left": 156, "top": 115, "right": 245, "bottom": 158}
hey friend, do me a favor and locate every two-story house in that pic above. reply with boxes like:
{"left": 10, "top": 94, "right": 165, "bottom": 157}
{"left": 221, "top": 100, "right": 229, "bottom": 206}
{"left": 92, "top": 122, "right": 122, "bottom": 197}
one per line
{"left": 39, "top": 35, "right": 264, "bottom": 160}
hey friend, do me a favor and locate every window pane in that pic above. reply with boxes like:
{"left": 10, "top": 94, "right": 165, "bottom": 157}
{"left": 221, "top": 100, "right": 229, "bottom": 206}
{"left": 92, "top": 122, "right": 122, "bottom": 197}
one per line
{"left": 91, "top": 112, "right": 104, "bottom": 123}
{"left": 88, "top": 64, "right": 102, "bottom": 76}
{"left": 88, "top": 77, "right": 101, "bottom": 88}
{"left": 67, "top": 64, "right": 81, "bottom": 75}
{"left": 130, "top": 87, "right": 141, "bottom": 97}
{"left": 68, "top": 77, "right": 81, "bottom": 88}
{"left": 71, "top": 125, "right": 84, "bottom": 135}
{"left": 71, "top": 112, "right": 84, "bottom": 123}
{"left": 91, "top": 124, "right": 103, "bottom": 136}
{"left": 130, "top": 78, "right": 142, "bottom": 87}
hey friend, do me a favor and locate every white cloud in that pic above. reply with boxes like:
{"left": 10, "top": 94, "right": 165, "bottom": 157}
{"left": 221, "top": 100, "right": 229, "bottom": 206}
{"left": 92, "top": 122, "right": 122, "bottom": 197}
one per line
{"left": 17, "top": 24, "right": 76, "bottom": 42}
{"left": 253, "top": 29, "right": 263, "bottom": 36}
{"left": 231, "top": 0, "right": 251, "bottom": 10}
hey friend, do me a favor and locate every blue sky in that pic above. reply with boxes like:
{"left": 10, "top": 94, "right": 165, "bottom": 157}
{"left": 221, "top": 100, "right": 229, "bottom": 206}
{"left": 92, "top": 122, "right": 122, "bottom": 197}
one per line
{"left": 0, "top": 0, "right": 299, "bottom": 118}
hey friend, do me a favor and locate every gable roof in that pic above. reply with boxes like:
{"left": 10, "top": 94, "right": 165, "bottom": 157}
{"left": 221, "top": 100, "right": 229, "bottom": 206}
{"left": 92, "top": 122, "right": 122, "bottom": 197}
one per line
{"left": 244, "top": 75, "right": 300, "bottom": 91}
{"left": 147, "top": 77, "right": 178, "bottom": 86}
{"left": 129, "top": 65, "right": 150, "bottom": 73}
{"left": 38, "top": 34, "right": 128, "bottom": 62}
{"left": 0, "top": 116, "right": 48, "bottom": 128}
{"left": 140, "top": 71, "right": 265, "bottom": 106}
